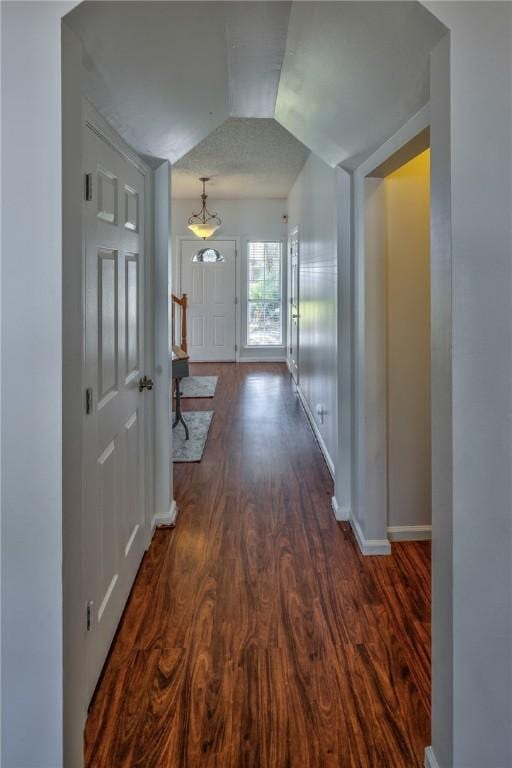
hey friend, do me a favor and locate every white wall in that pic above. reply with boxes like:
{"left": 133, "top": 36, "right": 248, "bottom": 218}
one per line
{"left": 171, "top": 197, "right": 288, "bottom": 360}
{"left": 154, "top": 164, "right": 174, "bottom": 526}
{"left": 385, "top": 152, "right": 431, "bottom": 531}
{"left": 62, "top": 19, "right": 86, "bottom": 768}
{"left": 361, "top": 177, "right": 388, "bottom": 542}
{"left": 1, "top": 3, "right": 74, "bottom": 765}
{"left": 425, "top": 4, "right": 512, "bottom": 767}
{"left": 427, "top": 31, "right": 453, "bottom": 768}
{"left": 288, "top": 154, "right": 338, "bottom": 468}
{"left": 334, "top": 167, "right": 352, "bottom": 521}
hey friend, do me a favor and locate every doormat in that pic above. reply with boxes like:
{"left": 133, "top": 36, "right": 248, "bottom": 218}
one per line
{"left": 171, "top": 411, "right": 214, "bottom": 462}
{"left": 180, "top": 376, "right": 218, "bottom": 398}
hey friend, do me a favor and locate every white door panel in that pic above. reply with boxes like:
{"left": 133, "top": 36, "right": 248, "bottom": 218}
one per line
{"left": 84, "top": 126, "right": 147, "bottom": 703}
{"left": 180, "top": 240, "right": 236, "bottom": 361}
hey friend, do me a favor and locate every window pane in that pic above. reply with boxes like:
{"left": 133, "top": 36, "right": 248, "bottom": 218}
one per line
{"left": 247, "top": 242, "right": 282, "bottom": 346}
{"left": 247, "top": 301, "right": 282, "bottom": 346}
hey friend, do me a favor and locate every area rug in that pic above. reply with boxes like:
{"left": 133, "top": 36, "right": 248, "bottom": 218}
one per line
{"left": 180, "top": 376, "right": 218, "bottom": 398}
{"left": 172, "top": 411, "right": 214, "bottom": 462}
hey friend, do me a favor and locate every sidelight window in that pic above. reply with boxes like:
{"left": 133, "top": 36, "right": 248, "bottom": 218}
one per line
{"left": 247, "top": 241, "right": 283, "bottom": 346}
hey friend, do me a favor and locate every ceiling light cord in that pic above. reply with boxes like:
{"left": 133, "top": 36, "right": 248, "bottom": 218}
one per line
{"left": 187, "top": 177, "right": 221, "bottom": 239}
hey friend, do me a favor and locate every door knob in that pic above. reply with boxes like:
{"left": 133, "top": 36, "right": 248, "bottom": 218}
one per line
{"left": 292, "top": 313, "right": 299, "bottom": 319}
{"left": 139, "top": 375, "right": 154, "bottom": 392}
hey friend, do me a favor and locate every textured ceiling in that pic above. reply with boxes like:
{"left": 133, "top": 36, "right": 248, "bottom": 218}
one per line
{"left": 172, "top": 119, "right": 310, "bottom": 199}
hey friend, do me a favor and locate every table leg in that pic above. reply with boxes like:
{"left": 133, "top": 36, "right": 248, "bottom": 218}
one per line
{"left": 172, "top": 378, "right": 189, "bottom": 440}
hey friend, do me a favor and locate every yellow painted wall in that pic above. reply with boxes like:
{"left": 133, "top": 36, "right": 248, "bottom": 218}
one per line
{"left": 385, "top": 150, "right": 431, "bottom": 529}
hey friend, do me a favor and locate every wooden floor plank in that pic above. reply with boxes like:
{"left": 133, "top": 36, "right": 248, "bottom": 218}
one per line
{"left": 85, "top": 362, "right": 431, "bottom": 768}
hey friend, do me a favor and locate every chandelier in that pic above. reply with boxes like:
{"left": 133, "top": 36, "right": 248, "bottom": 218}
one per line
{"left": 187, "top": 177, "right": 221, "bottom": 239}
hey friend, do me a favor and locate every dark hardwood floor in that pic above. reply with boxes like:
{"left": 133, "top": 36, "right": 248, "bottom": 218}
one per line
{"left": 85, "top": 362, "right": 431, "bottom": 768}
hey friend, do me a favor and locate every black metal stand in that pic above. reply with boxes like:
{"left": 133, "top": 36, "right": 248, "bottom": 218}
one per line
{"left": 172, "top": 378, "right": 189, "bottom": 440}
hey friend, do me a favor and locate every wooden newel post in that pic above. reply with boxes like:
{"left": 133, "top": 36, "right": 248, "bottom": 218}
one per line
{"left": 171, "top": 293, "right": 188, "bottom": 354}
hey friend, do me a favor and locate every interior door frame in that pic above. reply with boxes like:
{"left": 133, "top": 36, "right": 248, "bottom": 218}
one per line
{"left": 175, "top": 236, "right": 240, "bottom": 361}
{"left": 288, "top": 226, "right": 300, "bottom": 382}
{"left": 352, "top": 107, "right": 431, "bottom": 553}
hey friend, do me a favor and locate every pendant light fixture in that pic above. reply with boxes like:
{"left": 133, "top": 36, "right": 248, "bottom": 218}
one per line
{"left": 187, "top": 177, "right": 221, "bottom": 239}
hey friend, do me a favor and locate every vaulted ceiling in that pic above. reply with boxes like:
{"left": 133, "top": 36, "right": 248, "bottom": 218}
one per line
{"left": 276, "top": 2, "right": 445, "bottom": 168}
{"left": 226, "top": 2, "right": 291, "bottom": 118}
{"left": 65, "top": 1, "right": 446, "bottom": 192}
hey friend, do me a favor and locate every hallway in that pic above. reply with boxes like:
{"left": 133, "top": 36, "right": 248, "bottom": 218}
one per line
{"left": 85, "top": 363, "right": 431, "bottom": 767}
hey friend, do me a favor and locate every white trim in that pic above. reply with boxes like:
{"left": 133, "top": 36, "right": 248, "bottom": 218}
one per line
{"left": 243, "top": 345, "right": 286, "bottom": 350}
{"left": 238, "top": 356, "right": 287, "bottom": 363}
{"left": 424, "top": 746, "right": 440, "bottom": 768}
{"left": 153, "top": 162, "right": 172, "bottom": 538}
{"left": 352, "top": 104, "right": 431, "bottom": 548}
{"left": 287, "top": 226, "right": 299, "bottom": 384}
{"left": 245, "top": 239, "right": 287, "bottom": 349}
{"left": 144, "top": 150, "right": 155, "bottom": 545}
{"left": 350, "top": 514, "right": 391, "bottom": 556}
{"left": 83, "top": 99, "right": 150, "bottom": 176}
{"left": 356, "top": 104, "right": 430, "bottom": 178}
{"left": 387, "top": 525, "right": 432, "bottom": 541}
{"left": 332, "top": 496, "right": 393, "bottom": 555}
{"left": 296, "top": 385, "right": 335, "bottom": 479}
{"left": 331, "top": 496, "right": 349, "bottom": 521}
{"left": 152, "top": 500, "right": 178, "bottom": 530}
{"left": 334, "top": 167, "right": 352, "bottom": 533}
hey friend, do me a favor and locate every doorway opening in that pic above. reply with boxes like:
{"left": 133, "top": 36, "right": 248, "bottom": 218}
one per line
{"left": 364, "top": 136, "right": 431, "bottom": 544}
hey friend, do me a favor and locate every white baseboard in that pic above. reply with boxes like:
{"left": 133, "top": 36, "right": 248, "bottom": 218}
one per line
{"left": 424, "top": 746, "right": 440, "bottom": 768}
{"left": 331, "top": 496, "right": 350, "bottom": 521}
{"left": 332, "top": 500, "right": 391, "bottom": 556}
{"left": 152, "top": 499, "right": 178, "bottom": 530}
{"left": 351, "top": 514, "right": 391, "bottom": 556}
{"left": 296, "top": 385, "right": 335, "bottom": 479}
{"left": 238, "top": 356, "right": 287, "bottom": 363}
{"left": 387, "top": 524, "right": 432, "bottom": 541}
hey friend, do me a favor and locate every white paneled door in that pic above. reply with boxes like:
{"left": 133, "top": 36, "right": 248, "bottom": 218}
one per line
{"left": 83, "top": 125, "right": 148, "bottom": 703}
{"left": 180, "top": 240, "right": 237, "bottom": 361}
{"left": 289, "top": 230, "right": 300, "bottom": 383}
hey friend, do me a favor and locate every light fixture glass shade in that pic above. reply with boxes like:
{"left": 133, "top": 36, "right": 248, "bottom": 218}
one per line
{"left": 192, "top": 248, "right": 224, "bottom": 263}
{"left": 187, "top": 221, "right": 220, "bottom": 239}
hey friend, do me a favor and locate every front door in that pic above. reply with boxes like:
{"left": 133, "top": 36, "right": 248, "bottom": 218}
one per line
{"left": 180, "top": 240, "right": 237, "bottom": 361}
{"left": 83, "top": 124, "right": 148, "bottom": 703}
{"left": 289, "top": 230, "right": 300, "bottom": 383}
